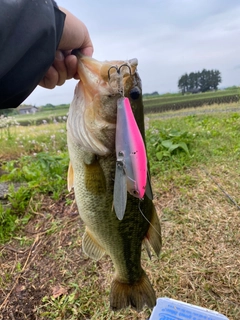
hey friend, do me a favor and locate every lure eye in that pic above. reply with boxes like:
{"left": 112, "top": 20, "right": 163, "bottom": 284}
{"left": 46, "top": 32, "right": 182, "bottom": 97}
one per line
{"left": 129, "top": 87, "right": 140, "bottom": 100}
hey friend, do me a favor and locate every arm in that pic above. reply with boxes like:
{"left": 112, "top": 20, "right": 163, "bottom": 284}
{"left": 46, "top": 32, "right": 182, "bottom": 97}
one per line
{"left": 0, "top": 1, "right": 93, "bottom": 109}
{"left": 39, "top": 7, "right": 93, "bottom": 89}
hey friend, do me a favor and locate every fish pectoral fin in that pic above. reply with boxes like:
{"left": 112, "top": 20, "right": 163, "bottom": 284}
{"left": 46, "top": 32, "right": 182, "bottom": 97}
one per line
{"left": 67, "top": 161, "right": 74, "bottom": 192}
{"left": 110, "top": 270, "right": 156, "bottom": 311}
{"left": 82, "top": 228, "right": 105, "bottom": 260}
{"left": 84, "top": 157, "right": 106, "bottom": 195}
{"left": 145, "top": 206, "right": 162, "bottom": 257}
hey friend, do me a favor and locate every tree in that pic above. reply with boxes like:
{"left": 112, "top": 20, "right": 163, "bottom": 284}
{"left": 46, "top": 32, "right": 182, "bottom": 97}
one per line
{"left": 211, "top": 70, "right": 222, "bottom": 90}
{"left": 178, "top": 69, "right": 222, "bottom": 93}
{"left": 178, "top": 73, "right": 189, "bottom": 94}
{"left": 188, "top": 72, "right": 195, "bottom": 90}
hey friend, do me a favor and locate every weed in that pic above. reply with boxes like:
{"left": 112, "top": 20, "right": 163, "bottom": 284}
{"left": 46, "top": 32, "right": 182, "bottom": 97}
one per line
{"left": 0, "top": 203, "right": 18, "bottom": 243}
{"left": 0, "top": 152, "right": 69, "bottom": 243}
{"left": 146, "top": 127, "right": 195, "bottom": 176}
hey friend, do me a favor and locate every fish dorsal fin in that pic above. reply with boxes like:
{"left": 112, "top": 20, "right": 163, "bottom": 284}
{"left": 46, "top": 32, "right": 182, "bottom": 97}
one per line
{"left": 82, "top": 228, "right": 105, "bottom": 260}
{"left": 67, "top": 161, "right": 74, "bottom": 192}
{"left": 113, "top": 160, "right": 127, "bottom": 220}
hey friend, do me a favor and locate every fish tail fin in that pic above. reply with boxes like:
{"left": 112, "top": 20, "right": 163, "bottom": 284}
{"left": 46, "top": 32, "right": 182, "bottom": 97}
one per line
{"left": 110, "top": 271, "right": 156, "bottom": 311}
{"left": 146, "top": 205, "right": 162, "bottom": 256}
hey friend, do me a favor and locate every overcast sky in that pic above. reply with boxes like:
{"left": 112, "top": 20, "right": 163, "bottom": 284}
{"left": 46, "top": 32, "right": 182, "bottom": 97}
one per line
{"left": 24, "top": 0, "right": 240, "bottom": 106}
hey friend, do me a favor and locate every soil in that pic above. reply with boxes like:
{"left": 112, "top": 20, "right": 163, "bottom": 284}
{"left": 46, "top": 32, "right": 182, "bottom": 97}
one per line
{"left": 0, "top": 192, "right": 85, "bottom": 320}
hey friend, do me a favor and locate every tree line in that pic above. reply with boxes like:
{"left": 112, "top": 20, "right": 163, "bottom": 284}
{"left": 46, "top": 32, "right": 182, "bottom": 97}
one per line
{"left": 178, "top": 69, "right": 222, "bottom": 94}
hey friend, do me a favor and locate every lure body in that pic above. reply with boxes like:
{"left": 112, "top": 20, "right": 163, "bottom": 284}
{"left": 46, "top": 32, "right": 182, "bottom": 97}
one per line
{"left": 114, "top": 97, "right": 147, "bottom": 219}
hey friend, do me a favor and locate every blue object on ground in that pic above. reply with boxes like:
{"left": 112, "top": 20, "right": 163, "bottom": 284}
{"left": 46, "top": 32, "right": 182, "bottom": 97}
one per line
{"left": 149, "top": 297, "right": 229, "bottom": 320}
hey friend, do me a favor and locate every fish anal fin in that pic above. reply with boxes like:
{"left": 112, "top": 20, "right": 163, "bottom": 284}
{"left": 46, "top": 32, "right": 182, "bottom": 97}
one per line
{"left": 82, "top": 228, "right": 105, "bottom": 260}
{"left": 110, "top": 271, "right": 156, "bottom": 311}
{"left": 145, "top": 206, "right": 162, "bottom": 257}
{"left": 67, "top": 161, "right": 74, "bottom": 192}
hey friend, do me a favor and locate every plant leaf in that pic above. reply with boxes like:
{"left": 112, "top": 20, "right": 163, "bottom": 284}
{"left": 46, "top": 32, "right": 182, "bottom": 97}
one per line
{"left": 161, "top": 140, "right": 173, "bottom": 149}
{"left": 156, "top": 152, "right": 163, "bottom": 160}
{"left": 178, "top": 142, "right": 190, "bottom": 155}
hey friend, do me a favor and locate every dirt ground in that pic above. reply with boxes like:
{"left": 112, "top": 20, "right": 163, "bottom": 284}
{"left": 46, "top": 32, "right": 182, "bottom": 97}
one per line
{"left": 0, "top": 193, "right": 85, "bottom": 320}
{"left": 1, "top": 153, "right": 240, "bottom": 319}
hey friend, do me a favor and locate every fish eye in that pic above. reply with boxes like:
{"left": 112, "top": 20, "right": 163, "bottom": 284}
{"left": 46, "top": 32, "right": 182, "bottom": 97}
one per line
{"left": 129, "top": 87, "right": 140, "bottom": 100}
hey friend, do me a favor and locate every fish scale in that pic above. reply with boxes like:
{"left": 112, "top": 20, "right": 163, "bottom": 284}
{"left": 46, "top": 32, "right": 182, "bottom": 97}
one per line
{"left": 67, "top": 54, "right": 162, "bottom": 311}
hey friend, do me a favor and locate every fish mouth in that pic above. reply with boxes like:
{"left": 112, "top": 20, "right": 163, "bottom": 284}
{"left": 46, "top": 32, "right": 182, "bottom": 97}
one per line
{"left": 75, "top": 54, "right": 138, "bottom": 98}
{"left": 67, "top": 54, "right": 140, "bottom": 156}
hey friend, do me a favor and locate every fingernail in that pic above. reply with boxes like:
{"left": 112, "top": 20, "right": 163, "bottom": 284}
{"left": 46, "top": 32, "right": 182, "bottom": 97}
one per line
{"left": 55, "top": 50, "right": 64, "bottom": 60}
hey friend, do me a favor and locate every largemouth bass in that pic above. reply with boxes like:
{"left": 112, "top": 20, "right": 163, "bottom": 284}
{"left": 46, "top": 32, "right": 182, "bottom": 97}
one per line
{"left": 67, "top": 54, "right": 162, "bottom": 311}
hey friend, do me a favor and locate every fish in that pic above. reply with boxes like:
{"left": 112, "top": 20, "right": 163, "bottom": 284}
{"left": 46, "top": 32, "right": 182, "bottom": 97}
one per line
{"left": 67, "top": 53, "right": 162, "bottom": 311}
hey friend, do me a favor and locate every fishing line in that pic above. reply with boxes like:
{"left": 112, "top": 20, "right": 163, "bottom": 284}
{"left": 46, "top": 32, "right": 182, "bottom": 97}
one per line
{"left": 201, "top": 167, "right": 240, "bottom": 210}
{"left": 138, "top": 201, "right": 161, "bottom": 238}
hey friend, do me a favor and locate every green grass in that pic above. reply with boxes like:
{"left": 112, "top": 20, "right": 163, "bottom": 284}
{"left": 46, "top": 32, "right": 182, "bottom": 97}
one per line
{"left": 14, "top": 106, "right": 69, "bottom": 125}
{"left": 0, "top": 103, "right": 240, "bottom": 319}
{"left": 0, "top": 122, "right": 67, "bottom": 158}
{"left": 146, "top": 110, "right": 240, "bottom": 183}
{"left": 0, "top": 123, "right": 69, "bottom": 243}
{"left": 0, "top": 151, "right": 69, "bottom": 244}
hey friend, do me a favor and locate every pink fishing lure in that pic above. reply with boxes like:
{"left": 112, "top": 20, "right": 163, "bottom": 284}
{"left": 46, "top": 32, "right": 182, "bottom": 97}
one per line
{"left": 114, "top": 97, "right": 147, "bottom": 220}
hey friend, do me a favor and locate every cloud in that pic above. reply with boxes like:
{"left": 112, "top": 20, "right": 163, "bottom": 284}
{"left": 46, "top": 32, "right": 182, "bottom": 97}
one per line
{"left": 24, "top": 0, "right": 240, "bottom": 105}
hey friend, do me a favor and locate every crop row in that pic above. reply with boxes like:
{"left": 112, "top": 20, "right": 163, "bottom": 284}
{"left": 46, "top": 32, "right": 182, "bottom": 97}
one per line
{"left": 143, "top": 90, "right": 239, "bottom": 106}
{"left": 143, "top": 93, "right": 240, "bottom": 114}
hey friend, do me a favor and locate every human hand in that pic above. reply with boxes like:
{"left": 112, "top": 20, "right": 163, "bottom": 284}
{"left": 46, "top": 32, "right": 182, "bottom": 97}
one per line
{"left": 39, "top": 7, "right": 93, "bottom": 89}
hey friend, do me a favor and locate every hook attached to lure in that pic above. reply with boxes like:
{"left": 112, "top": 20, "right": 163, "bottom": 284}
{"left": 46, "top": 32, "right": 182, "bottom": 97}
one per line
{"left": 107, "top": 64, "right": 132, "bottom": 81}
{"left": 108, "top": 64, "right": 132, "bottom": 96}
{"left": 113, "top": 97, "right": 147, "bottom": 220}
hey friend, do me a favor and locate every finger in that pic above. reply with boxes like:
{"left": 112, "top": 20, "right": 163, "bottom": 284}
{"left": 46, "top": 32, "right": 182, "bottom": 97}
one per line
{"left": 78, "top": 27, "right": 94, "bottom": 57}
{"left": 80, "top": 45, "right": 94, "bottom": 57}
{"left": 65, "top": 54, "right": 78, "bottom": 79}
{"left": 53, "top": 50, "right": 68, "bottom": 86}
{"left": 58, "top": 7, "right": 94, "bottom": 56}
{"left": 39, "top": 66, "right": 58, "bottom": 89}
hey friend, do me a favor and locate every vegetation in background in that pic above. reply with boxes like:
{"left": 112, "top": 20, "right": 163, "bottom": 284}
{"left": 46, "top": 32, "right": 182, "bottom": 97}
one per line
{"left": 143, "top": 87, "right": 240, "bottom": 113}
{"left": 1, "top": 87, "right": 239, "bottom": 122}
{"left": 178, "top": 69, "right": 222, "bottom": 93}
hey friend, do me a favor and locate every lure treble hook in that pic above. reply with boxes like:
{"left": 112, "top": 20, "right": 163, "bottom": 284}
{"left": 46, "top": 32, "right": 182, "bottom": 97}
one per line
{"left": 107, "top": 64, "right": 132, "bottom": 81}
{"left": 118, "top": 64, "right": 131, "bottom": 76}
{"left": 108, "top": 66, "right": 119, "bottom": 80}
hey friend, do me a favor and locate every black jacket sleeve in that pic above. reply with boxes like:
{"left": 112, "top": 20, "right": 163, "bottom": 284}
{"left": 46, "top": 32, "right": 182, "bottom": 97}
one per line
{"left": 0, "top": 0, "right": 66, "bottom": 109}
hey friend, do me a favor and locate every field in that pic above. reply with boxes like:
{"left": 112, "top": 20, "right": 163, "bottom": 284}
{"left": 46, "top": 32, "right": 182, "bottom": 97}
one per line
{"left": 0, "top": 102, "right": 240, "bottom": 319}
{"left": 1, "top": 87, "right": 239, "bottom": 127}
{"left": 143, "top": 88, "right": 240, "bottom": 113}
